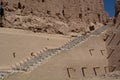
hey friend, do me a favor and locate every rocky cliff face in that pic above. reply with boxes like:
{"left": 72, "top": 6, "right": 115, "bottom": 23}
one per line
{"left": 107, "top": 0, "right": 120, "bottom": 71}
{"left": 2, "top": 0, "right": 108, "bottom": 34}
{"left": 115, "top": 0, "right": 120, "bottom": 24}
{"left": 3, "top": 0, "right": 108, "bottom": 23}
{"left": 115, "top": 0, "right": 120, "bottom": 16}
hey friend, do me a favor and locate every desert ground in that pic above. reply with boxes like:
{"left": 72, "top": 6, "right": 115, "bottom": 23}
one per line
{"left": 0, "top": 25, "right": 120, "bottom": 80}
{"left": 0, "top": 26, "right": 111, "bottom": 80}
{"left": 0, "top": 28, "right": 70, "bottom": 69}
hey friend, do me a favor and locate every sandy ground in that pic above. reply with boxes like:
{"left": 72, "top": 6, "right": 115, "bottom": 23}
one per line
{"left": 0, "top": 28, "right": 70, "bottom": 68}
{"left": 5, "top": 32, "right": 109, "bottom": 80}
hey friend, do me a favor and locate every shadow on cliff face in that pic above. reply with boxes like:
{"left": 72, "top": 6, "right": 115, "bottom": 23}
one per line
{"left": 106, "top": 0, "right": 120, "bottom": 71}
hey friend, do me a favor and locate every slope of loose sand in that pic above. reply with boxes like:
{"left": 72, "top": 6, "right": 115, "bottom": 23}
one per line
{"left": 0, "top": 28, "right": 70, "bottom": 68}
{"left": 5, "top": 33, "right": 108, "bottom": 80}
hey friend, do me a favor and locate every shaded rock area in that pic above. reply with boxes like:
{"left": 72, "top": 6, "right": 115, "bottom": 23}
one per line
{"left": 115, "top": 0, "right": 120, "bottom": 24}
{"left": 106, "top": 0, "right": 120, "bottom": 71}
{"left": 115, "top": 0, "right": 120, "bottom": 16}
{"left": 1, "top": 0, "right": 108, "bottom": 34}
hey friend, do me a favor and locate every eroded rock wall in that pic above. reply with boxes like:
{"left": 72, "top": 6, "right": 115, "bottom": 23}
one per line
{"left": 3, "top": 0, "right": 108, "bottom": 23}
{"left": 107, "top": 0, "right": 120, "bottom": 71}
{"left": 1, "top": 0, "right": 108, "bottom": 34}
{"left": 116, "top": 0, "right": 120, "bottom": 16}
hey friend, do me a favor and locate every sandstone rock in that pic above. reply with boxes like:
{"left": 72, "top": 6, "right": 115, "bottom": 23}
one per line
{"left": 115, "top": 0, "right": 120, "bottom": 16}
{"left": 107, "top": 0, "right": 120, "bottom": 71}
{"left": 3, "top": 0, "right": 108, "bottom": 23}
{"left": 115, "top": 0, "right": 120, "bottom": 23}
{"left": 2, "top": 0, "right": 108, "bottom": 34}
